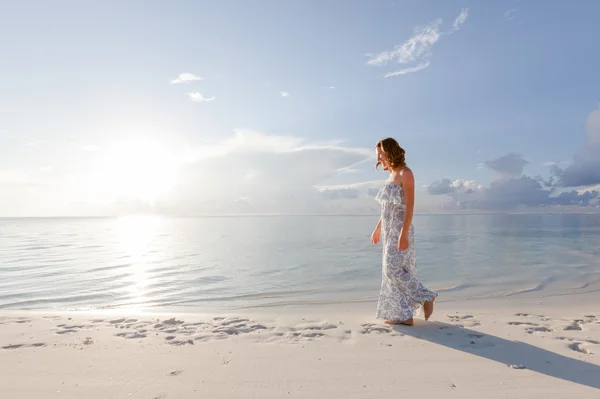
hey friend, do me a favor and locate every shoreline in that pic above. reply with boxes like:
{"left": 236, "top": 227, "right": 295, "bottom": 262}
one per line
{"left": 3, "top": 275, "right": 598, "bottom": 317}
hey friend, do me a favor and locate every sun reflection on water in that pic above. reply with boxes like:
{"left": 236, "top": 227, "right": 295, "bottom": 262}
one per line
{"left": 115, "top": 214, "right": 163, "bottom": 311}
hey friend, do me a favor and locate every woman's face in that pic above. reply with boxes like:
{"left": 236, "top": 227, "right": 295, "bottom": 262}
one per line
{"left": 376, "top": 146, "right": 389, "bottom": 169}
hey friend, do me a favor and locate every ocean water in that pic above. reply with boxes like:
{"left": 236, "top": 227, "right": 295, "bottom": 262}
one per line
{"left": 1, "top": 214, "right": 599, "bottom": 313}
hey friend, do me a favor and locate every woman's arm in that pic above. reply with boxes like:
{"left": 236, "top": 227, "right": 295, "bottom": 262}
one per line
{"left": 398, "top": 168, "right": 415, "bottom": 250}
{"left": 371, "top": 217, "right": 382, "bottom": 244}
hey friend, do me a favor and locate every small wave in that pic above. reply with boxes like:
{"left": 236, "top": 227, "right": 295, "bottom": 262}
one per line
{"left": 0, "top": 293, "right": 113, "bottom": 310}
{"left": 88, "top": 263, "right": 132, "bottom": 273}
{"left": 238, "top": 296, "right": 378, "bottom": 309}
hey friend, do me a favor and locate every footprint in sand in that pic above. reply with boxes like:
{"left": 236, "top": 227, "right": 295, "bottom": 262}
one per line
{"left": 293, "top": 321, "right": 338, "bottom": 332}
{"left": 446, "top": 314, "right": 480, "bottom": 328}
{"left": 109, "top": 318, "right": 137, "bottom": 325}
{"left": 56, "top": 329, "right": 77, "bottom": 334}
{"left": 467, "top": 333, "right": 485, "bottom": 339}
{"left": 514, "top": 313, "right": 545, "bottom": 318}
{"left": 219, "top": 318, "right": 250, "bottom": 327}
{"left": 526, "top": 326, "right": 554, "bottom": 334}
{"left": 508, "top": 321, "right": 539, "bottom": 326}
{"left": 569, "top": 342, "right": 593, "bottom": 355}
{"left": 508, "top": 364, "right": 526, "bottom": 369}
{"left": 360, "top": 323, "right": 392, "bottom": 335}
{"left": 167, "top": 339, "right": 194, "bottom": 346}
{"left": 556, "top": 336, "right": 600, "bottom": 345}
{"left": 338, "top": 330, "right": 353, "bottom": 342}
{"left": 116, "top": 332, "right": 147, "bottom": 340}
{"left": 564, "top": 323, "right": 583, "bottom": 331}
{"left": 508, "top": 321, "right": 555, "bottom": 334}
{"left": 448, "top": 314, "right": 474, "bottom": 320}
{"left": 162, "top": 318, "right": 184, "bottom": 326}
{"left": 2, "top": 344, "right": 23, "bottom": 350}
{"left": 2, "top": 343, "right": 46, "bottom": 350}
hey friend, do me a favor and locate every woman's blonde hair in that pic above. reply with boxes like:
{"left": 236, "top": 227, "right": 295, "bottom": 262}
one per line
{"left": 376, "top": 138, "right": 406, "bottom": 171}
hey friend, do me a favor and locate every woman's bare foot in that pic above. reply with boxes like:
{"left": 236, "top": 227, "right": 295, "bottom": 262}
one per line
{"left": 385, "top": 318, "right": 414, "bottom": 326}
{"left": 424, "top": 297, "right": 435, "bottom": 321}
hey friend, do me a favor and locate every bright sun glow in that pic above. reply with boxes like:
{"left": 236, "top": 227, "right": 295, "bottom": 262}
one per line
{"left": 87, "top": 138, "right": 179, "bottom": 205}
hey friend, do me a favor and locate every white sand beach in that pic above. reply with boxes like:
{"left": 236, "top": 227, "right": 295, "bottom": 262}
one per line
{"left": 2, "top": 289, "right": 599, "bottom": 399}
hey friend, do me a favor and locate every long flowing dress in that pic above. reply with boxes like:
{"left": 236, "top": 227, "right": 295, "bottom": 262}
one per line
{"left": 375, "top": 181, "right": 437, "bottom": 322}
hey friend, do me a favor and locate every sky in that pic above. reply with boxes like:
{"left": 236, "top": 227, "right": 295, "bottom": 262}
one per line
{"left": 1, "top": 0, "right": 600, "bottom": 216}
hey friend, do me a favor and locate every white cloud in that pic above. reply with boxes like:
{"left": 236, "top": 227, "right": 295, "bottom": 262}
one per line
{"left": 188, "top": 92, "right": 215, "bottom": 102}
{"left": 429, "top": 150, "right": 600, "bottom": 211}
{"left": 280, "top": 91, "right": 289, "bottom": 97}
{"left": 429, "top": 175, "right": 599, "bottom": 210}
{"left": 169, "top": 131, "right": 374, "bottom": 215}
{"left": 453, "top": 8, "right": 469, "bottom": 30}
{"left": 579, "top": 184, "right": 600, "bottom": 195}
{"left": 366, "top": 9, "right": 468, "bottom": 77}
{"left": 427, "top": 178, "right": 482, "bottom": 195}
{"left": 552, "top": 105, "right": 600, "bottom": 187}
{"left": 170, "top": 73, "right": 203, "bottom": 84}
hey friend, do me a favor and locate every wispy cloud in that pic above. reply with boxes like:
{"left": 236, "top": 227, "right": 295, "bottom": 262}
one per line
{"left": 384, "top": 61, "right": 431, "bottom": 78}
{"left": 453, "top": 8, "right": 469, "bottom": 30}
{"left": 504, "top": 7, "right": 519, "bottom": 21}
{"left": 366, "top": 9, "right": 469, "bottom": 77}
{"left": 188, "top": 92, "right": 215, "bottom": 102}
{"left": 170, "top": 73, "right": 203, "bottom": 84}
{"left": 367, "top": 19, "right": 442, "bottom": 67}
{"left": 280, "top": 91, "right": 289, "bottom": 97}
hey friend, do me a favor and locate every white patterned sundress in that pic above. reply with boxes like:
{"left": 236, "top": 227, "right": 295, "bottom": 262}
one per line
{"left": 375, "top": 182, "right": 437, "bottom": 322}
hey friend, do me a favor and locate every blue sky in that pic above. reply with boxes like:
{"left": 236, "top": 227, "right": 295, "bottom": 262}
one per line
{"left": 1, "top": 1, "right": 600, "bottom": 216}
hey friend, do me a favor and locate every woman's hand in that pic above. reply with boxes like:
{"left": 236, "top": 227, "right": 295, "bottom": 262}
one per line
{"left": 398, "top": 232, "right": 409, "bottom": 251}
{"left": 371, "top": 227, "right": 381, "bottom": 245}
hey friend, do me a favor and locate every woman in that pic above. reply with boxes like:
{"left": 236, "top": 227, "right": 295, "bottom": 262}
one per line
{"left": 371, "top": 138, "right": 437, "bottom": 325}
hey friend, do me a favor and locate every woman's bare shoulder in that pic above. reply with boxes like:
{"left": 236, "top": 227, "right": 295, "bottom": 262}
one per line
{"left": 399, "top": 168, "right": 414, "bottom": 186}
{"left": 400, "top": 167, "right": 413, "bottom": 176}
